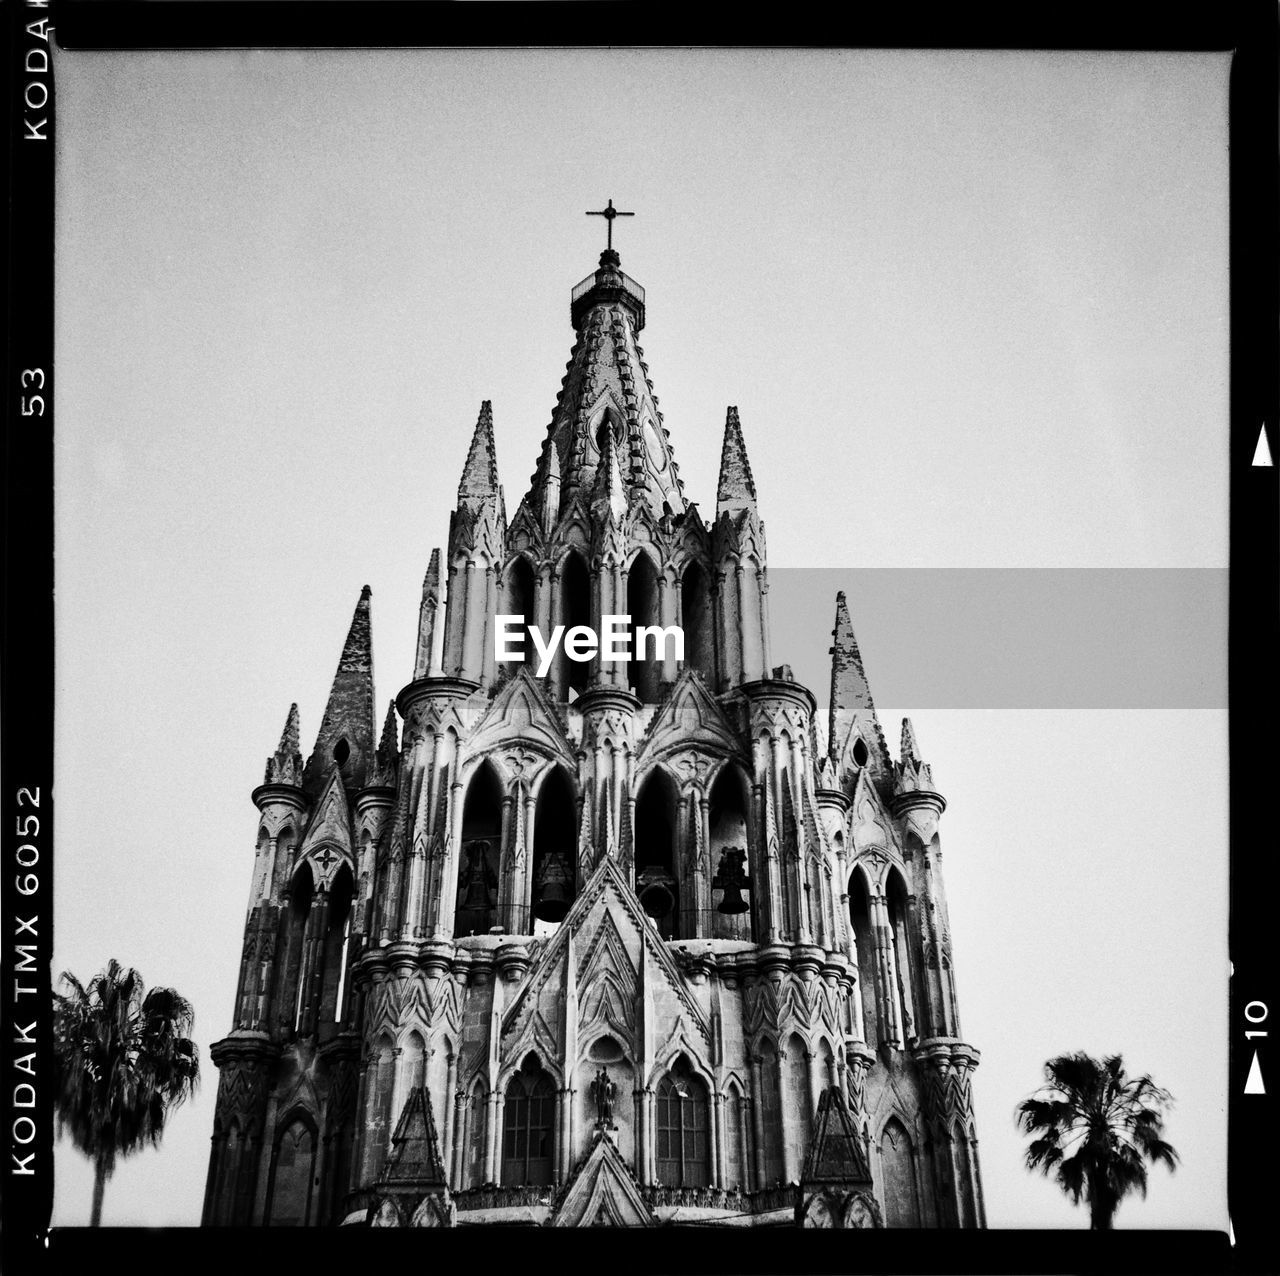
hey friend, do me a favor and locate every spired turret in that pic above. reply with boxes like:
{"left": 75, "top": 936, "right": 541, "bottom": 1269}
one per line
{"left": 303, "top": 586, "right": 377, "bottom": 796}
{"left": 715, "top": 407, "right": 770, "bottom": 687}
{"left": 206, "top": 238, "right": 984, "bottom": 1230}
{"left": 828, "top": 590, "right": 891, "bottom": 790}
{"left": 445, "top": 403, "right": 507, "bottom": 688}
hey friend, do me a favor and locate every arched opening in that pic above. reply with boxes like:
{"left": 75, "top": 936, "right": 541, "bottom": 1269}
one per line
{"left": 779, "top": 776, "right": 799, "bottom": 939}
{"left": 953, "top": 1120, "right": 977, "bottom": 1227}
{"left": 503, "top": 556, "right": 536, "bottom": 670}
{"left": 393, "top": 1030, "right": 426, "bottom": 1131}
{"left": 265, "top": 1113, "right": 317, "bottom": 1226}
{"left": 321, "top": 1099, "right": 355, "bottom": 1230}
{"left": 655, "top": 1056, "right": 710, "bottom": 1188}
{"left": 633, "top": 769, "right": 680, "bottom": 939}
{"left": 783, "top": 1032, "right": 811, "bottom": 1174}
{"left": 367, "top": 1035, "right": 395, "bottom": 1182}
{"left": 709, "top": 765, "right": 753, "bottom": 940}
{"left": 818, "top": 1037, "right": 837, "bottom": 1091}
{"left": 213, "top": 1118, "right": 241, "bottom": 1225}
{"left": 560, "top": 550, "right": 592, "bottom": 698}
{"left": 253, "top": 823, "right": 270, "bottom": 894}
{"left": 756, "top": 1038, "right": 783, "bottom": 1186}
{"left": 848, "top": 868, "right": 878, "bottom": 1047}
{"left": 886, "top": 867, "right": 920, "bottom": 1046}
{"left": 880, "top": 1117, "right": 922, "bottom": 1227}
{"left": 455, "top": 762, "right": 502, "bottom": 937}
{"left": 502, "top": 1056, "right": 555, "bottom": 1186}
{"left": 625, "top": 552, "right": 662, "bottom": 702}
{"left": 680, "top": 561, "right": 714, "bottom": 683}
{"left": 282, "top": 862, "right": 314, "bottom": 1034}
{"left": 531, "top": 768, "right": 577, "bottom": 928}
{"left": 464, "top": 1077, "right": 488, "bottom": 1189}
{"left": 319, "top": 865, "right": 354, "bottom": 1036}
{"left": 724, "top": 1079, "right": 749, "bottom": 1192}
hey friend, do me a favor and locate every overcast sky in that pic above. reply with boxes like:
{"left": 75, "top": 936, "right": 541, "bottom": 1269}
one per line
{"left": 51, "top": 48, "right": 1229, "bottom": 1229}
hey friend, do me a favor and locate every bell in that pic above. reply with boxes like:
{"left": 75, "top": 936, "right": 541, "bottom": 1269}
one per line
{"left": 533, "top": 849, "right": 573, "bottom": 923}
{"left": 460, "top": 841, "right": 493, "bottom": 912}
{"left": 712, "top": 848, "right": 751, "bottom": 915}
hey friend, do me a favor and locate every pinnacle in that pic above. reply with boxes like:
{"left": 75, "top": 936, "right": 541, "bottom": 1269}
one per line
{"left": 264, "top": 702, "right": 304, "bottom": 787}
{"left": 829, "top": 589, "right": 889, "bottom": 777}
{"left": 901, "top": 717, "right": 921, "bottom": 764}
{"left": 422, "top": 547, "right": 440, "bottom": 596}
{"left": 716, "top": 406, "right": 757, "bottom": 511}
{"left": 379, "top": 701, "right": 399, "bottom": 757}
{"left": 458, "top": 399, "right": 501, "bottom": 501}
{"left": 277, "top": 702, "right": 301, "bottom": 756}
{"left": 832, "top": 591, "right": 859, "bottom": 655}
{"left": 302, "top": 584, "right": 377, "bottom": 794}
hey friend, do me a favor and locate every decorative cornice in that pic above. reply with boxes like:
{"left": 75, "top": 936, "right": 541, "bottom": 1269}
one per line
{"left": 354, "top": 785, "right": 396, "bottom": 814}
{"left": 209, "top": 1030, "right": 281, "bottom": 1069}
{"left": 396, "top": 675, "right": 482, "bottom": 718}
{"left": 814, "top": 786, "right": 852, "bottom": 812}
{"left": 740, "top": 676, "right": 819, "bottom": 719}
{"left": 574, "top": 685, "right": 642, "bottom": 717}
{"left": 251, "top": 781, "right": 309, "bottom": 813}
{"left": 891, "top": 787, "right": 946, "bottom": 817}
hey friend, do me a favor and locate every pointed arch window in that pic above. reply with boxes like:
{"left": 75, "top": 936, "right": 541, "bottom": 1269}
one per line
{"left": 318, "top": 865, "right": 354, "bottom": 1036}
{"left": 503, "top": 555, "right": 536, "bottom": 669}
{"left": 285, "top": 864, "right": 314, "bottom": 1032}
{"left": 502, "top": 1058, "right": 555, "bottom": 1186}
{"left": 455, "top": 762, "right": 502, "bottom": 937}
{"left": 848, "top": 868, "right": 878, "bottom": 1047}
{"left": 680, "top": 560, "right": 714, "bottom": 683}
{"left": 880, "top": 1116, "right": 922, "bottom": 1226}
{"left": 655, "top": 1058, "right": 710, "bottom": 1188}
{"left": 560, "top": 550, "right": 592, "bottom": 697}
{"left": 531, "top": 767, "right": 577, "bottom": 929}
{"left": 625, "top": 551, "right": 662, "bottom": 702}
{"left": 886, "top": 868, "right": 919, "bottom": 1047}
{"left": 634, "top": 768, "right": 680, "bottom": 939}
{"left": 709, "top": 764, "right": 753, "bottom": 941}
{"left": 265, "top": 1114, "right": 317, "bottom": 1226}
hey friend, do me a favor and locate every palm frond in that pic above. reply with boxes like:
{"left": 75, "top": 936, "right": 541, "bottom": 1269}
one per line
{"left": 1016, "top": 1052, "right": 1178, "bottom": 1229}
{"left": 51, "top": 959, "right": 201, "bottom": 1183}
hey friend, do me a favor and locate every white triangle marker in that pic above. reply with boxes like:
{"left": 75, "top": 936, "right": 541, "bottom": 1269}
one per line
{"left": 1245, "top": 1050, "right": 1266, "bottom": 1094}
{"left": 1251, "top": 425, "right": 1273, "bottom": 467}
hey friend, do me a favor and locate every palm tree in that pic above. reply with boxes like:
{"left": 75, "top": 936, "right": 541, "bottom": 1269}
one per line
{"left": 52, "top": 959, "right": 199, "bottom": 1226}
{"left": 1017, "top": 1052, "right": 1178, "bottom": 1229}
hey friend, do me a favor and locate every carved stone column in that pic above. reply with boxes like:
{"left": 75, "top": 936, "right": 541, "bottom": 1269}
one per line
{"left": 913, "top": 1038, "right": 981, "bottom": 1228}
{"left": 844, "top": 1041, "right": 876, "bottom": 1127}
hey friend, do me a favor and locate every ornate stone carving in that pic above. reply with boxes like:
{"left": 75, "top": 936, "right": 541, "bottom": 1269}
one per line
{"left": 799, "top": 1188, "right": 882, "bottom": 1228}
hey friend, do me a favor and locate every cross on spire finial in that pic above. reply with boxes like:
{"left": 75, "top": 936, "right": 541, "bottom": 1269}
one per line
{"left": 585, "top": 198, "right": 634, "bottom": 251}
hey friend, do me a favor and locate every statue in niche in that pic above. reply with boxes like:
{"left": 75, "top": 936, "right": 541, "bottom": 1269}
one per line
{"left": 590, "top": 1067, "right": 616, "bottom": 1132}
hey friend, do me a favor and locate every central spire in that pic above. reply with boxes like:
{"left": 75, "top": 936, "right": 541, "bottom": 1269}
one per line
{"left": 517, "top": 244, "right": 684, "bottom": 525}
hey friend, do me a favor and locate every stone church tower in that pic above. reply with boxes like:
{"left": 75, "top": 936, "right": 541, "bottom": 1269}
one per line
{"left": 203, "top": 243, "right": 985, "bottom": 1229}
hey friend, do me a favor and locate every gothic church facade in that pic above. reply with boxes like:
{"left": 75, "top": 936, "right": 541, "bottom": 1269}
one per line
{"left": 203, "top": 246, "right": 986, "bottom": 1229}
